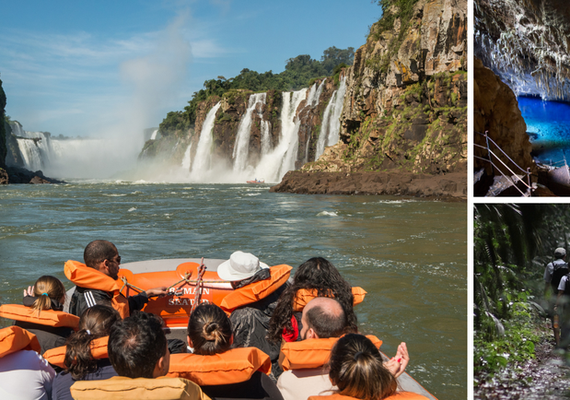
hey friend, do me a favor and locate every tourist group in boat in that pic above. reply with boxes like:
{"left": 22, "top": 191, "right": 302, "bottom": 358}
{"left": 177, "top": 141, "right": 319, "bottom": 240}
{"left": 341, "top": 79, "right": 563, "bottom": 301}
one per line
{"left": 0, "top": 240, "right": 434, "bottom": 400}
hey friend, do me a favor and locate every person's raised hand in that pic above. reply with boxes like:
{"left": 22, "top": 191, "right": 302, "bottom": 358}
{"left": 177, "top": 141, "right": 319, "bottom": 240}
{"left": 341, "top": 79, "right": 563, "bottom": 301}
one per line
{"left": 23, "top": 285, "right": 34, "bottom": 297}
{"left": 384, "top": 342, "right": 409, "bottom": 378}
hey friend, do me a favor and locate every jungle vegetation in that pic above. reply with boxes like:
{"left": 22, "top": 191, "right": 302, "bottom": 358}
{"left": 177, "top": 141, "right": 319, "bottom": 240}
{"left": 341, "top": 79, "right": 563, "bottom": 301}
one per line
{"left": 474, "top": 204, "right": 570, "bottom": 383}
{"left": 159, "top": 46, "right": 355, "bottom": 135}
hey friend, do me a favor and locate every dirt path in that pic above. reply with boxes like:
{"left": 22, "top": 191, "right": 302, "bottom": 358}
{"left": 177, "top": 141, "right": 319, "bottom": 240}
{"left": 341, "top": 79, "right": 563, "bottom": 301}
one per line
{"left": 475, "top": 338, "right": 570, "bottom": 399}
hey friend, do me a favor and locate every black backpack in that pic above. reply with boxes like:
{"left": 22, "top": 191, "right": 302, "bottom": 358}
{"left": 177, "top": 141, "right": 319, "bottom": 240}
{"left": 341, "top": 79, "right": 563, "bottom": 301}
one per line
{"left": 552, "top": 261, "right": 570, "bottom": 293}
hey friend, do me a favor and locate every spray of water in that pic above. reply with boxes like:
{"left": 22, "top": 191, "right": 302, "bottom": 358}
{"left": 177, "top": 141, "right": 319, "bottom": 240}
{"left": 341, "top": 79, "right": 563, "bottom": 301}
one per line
{"left": 13, "top": 14, "right": 192, "bottom": 180}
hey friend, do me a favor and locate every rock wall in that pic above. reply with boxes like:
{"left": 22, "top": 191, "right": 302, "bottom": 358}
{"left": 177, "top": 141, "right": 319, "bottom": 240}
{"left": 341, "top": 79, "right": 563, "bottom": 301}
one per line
{"left": 304, "top": 0, "right": 467, "bottom": 176}
{"left": 0, "top": 79, "right": 7, "bottom": 170}
{"left": 474, "top": 57, "right": 535, "bottom": 176}
{"left": 141, "top": 81, "right": 339, "bottom": 170}
{"left": 271, "top": 170, "right": 466, "bottom": 199}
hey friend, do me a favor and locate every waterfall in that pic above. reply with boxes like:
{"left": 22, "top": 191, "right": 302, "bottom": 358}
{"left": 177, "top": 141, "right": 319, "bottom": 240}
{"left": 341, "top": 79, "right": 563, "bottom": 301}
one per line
{"left": 150, "top": 129, "right": 159, "bottom": 140}
{"left": 181, "top": 143, "right": 192, "bottom": 170}
{"left": 315, "top": 76, "right": 347, "bottom": 159}
{"left": 11, "top": 122, "right": 54, "bottom": 171}
{"left": 232, "top": 93, "right": 266, "bottom": 173}
{"left": 252, "top": 89, "right": 308, "bottom": 182}
{"left": 190, "top": 102, "right": 221, "bottom": 177}
{"left": 260, "top": 119, "right": 272, "bottom": 155}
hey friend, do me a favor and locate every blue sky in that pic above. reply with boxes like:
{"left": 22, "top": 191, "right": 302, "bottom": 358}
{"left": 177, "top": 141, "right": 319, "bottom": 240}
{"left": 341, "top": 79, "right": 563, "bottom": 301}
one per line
{"left": 1, "top": 0, "right": 381, "bottom": 139}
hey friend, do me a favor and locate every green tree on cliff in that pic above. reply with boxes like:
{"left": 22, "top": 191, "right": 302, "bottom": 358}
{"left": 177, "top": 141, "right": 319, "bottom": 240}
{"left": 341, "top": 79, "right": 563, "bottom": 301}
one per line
{"left": 159, "top": 46, "right": 354, "bottom": 136}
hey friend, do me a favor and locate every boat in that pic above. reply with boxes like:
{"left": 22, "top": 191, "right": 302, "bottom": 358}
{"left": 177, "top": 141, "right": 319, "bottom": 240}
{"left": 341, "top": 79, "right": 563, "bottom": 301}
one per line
{"left": 246, "top": 179, "right": 265, "bottom": 184}
{"left": 114, "top": 258, "right": 291, "bottom": 329}
{"left": 56, "top": 258, "right": 437, "bottom": 399}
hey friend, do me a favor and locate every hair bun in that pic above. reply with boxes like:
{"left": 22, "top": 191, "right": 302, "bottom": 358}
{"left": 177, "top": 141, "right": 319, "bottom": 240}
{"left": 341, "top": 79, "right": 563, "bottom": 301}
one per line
{"left": 204, "top": 322, "right": 219, "bottom": 337}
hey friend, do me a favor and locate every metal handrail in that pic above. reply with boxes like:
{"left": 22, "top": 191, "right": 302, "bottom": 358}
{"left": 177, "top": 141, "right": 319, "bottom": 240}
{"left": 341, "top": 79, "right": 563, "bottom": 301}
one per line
{"left": 475, "top": 131, "right": 530, "bottom": 174}
{"left": 474, "top": 130, "right": 532, "bottom": 195}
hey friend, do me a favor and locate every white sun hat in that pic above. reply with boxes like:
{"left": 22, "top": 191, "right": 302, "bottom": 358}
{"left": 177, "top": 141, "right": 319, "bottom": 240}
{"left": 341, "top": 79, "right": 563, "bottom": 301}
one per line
{"left": 217, "top": 251, "right": 269, "bottom": 281}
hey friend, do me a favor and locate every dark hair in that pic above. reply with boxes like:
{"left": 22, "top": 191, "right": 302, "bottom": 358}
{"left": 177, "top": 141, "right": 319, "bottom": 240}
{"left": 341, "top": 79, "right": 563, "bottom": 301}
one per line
{"left": 305, "top": 298, "right": 347, "bottom": 338}
{"left": 268, "top": 257, "right": 357, "bottom": 342}
{"left": 32, "top": 276, "right": 66, "bottom": 315}
{"left": 84, "top": 240, "right": 117, "bottom": 268}
{"left": 188, "top": 303, "right": 232, "bottom": 355}
{"left": 64, "top": 305, "right": 121, "bottom": 380}
{"left": 108, "top": 311, "right": 167, "bottom": 378}
{"left": 328, "top": 334, "right": 397, "bottom": 400}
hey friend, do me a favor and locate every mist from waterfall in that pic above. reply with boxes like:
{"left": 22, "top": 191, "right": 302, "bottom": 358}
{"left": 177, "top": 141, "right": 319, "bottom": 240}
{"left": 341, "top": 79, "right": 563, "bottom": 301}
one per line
{"left": 13, "top": 77, "right": 343, "bottom": 183}
{"left": 315, "top": 76, "right": 347, "bottom": 159}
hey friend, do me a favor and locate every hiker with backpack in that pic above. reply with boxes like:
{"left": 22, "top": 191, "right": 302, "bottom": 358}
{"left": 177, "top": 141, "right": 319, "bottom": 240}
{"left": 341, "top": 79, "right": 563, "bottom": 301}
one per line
{"left": 545, "top": 248, "right": 568, "bottom": 347}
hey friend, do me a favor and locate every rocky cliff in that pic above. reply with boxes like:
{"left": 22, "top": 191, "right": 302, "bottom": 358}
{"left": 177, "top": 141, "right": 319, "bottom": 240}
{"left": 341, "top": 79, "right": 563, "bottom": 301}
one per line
{"left": 300, "top": 0, "right": 467, "bottom": 178}
{"left": 139, "top": 79, "right": 340, "bottom": 177}
{"left": 141, "top": 0, "right": 467, "bottom": 196}
{"left": 475, "top": 0, "right": 570, "bottom": 101}
{"left": 474, "top": 57, "right": 535, "bottom": 177}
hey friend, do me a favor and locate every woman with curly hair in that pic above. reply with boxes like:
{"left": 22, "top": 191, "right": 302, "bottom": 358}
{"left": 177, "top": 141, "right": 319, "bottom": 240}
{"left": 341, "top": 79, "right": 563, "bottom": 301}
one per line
{"left": 268, "top": 257, "right": 358, "bottom": 344}
{"left": 52, "top": 305, "right": 121, "bottom": 400}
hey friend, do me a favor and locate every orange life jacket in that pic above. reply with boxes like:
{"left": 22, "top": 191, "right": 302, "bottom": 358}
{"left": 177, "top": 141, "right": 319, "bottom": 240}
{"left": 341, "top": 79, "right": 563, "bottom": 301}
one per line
{"left": 0, "top": 326, "right": 41, "bottom": 358}
{"left": 43, "top": 336, "right": 109, "bottom": 368}
{"left": 0, "top": 304, "right": 80, "bottom": 330}
{"left": 280, "top": 335, "right": 383, "bottom": 371}
{"left": 292, "top": 287, "right": 367, "bottom": 312}
{"left": 220, "top": 264, "right": 292, "bottom": 314}
{"left": 64, "top": 260, "right": 130, "bottom": 318}
{"left": 308, "top": 392, "right": 430, "bottom": 400}
{"left": 167, "top": 347, "right": 271, "bottom": 386}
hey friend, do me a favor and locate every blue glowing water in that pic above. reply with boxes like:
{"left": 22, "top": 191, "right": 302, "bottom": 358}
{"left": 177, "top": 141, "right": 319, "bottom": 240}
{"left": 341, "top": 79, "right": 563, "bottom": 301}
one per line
{"left": 518, "top": 96, "right": 570, "bottom": 165}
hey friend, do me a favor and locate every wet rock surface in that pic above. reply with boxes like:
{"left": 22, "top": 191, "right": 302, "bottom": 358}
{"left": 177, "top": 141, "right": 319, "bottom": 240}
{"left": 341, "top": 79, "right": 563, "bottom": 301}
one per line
{"left": 3, "top": 165, "right": 63, "bottom": 184}
{"left": 474, "top": 58, "right": 535, "bottom": 177}
{"left": 270, "top": 170, "right": 466, "bottom": 200}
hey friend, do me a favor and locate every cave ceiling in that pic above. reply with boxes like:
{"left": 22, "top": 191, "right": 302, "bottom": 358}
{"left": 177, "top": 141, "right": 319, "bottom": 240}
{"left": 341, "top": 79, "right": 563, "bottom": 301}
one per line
{"left": 475, "top": 0, "right": 570, "bottom": 101}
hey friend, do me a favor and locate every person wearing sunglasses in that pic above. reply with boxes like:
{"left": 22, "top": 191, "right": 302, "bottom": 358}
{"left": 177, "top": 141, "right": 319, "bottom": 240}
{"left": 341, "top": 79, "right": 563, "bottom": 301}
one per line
{"left": 68, "top": 240, "right": 168, "bottom": 318}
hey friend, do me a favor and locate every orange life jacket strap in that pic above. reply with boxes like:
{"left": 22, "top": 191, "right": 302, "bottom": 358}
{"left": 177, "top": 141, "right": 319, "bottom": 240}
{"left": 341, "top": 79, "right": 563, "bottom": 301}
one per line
{"left": 280, "top": 335, "right": 382, "bottom": 371}
{"left": 0, "top": 304, "right": 80, "bottom": 330}
{"left": 167, "top": 347, "right": 271, "bottom": 386}
{"left": 292, "top": 287, "right": 367, "bottom": 312}
{"left": 0, "top": 326, "right": 41, "bottom": 358}
{"left": 64, "top": 260, "right": 122, "bottom": 292}
{"left": 220, "top": 265, "right": 292, "bottom": 313}
{"left": 43, "top": 336, "right": 109, "bottom": 368}
{"left": 65, "top": 260, "right": 130, "bottom": 318}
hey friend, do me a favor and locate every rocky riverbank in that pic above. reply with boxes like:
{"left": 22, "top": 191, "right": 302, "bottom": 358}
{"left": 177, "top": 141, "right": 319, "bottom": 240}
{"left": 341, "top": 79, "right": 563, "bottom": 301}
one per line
{"left": 270, "top": 170, "right": 466, "bottom": 200}
{"left": 0, "top": 166, "right": 64, "bottom": 184}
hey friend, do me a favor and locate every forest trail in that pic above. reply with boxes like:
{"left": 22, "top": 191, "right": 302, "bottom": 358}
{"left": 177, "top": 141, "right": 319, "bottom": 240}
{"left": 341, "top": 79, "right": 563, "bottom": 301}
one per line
{"left": 476, "top": 329, "right": 570, "bottom": 399}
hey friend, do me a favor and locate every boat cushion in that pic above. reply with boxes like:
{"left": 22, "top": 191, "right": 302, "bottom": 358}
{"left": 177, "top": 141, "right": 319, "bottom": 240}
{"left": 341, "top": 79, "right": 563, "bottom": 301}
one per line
{"left": 70, "top": 376, "right": 209, "bottom": 400}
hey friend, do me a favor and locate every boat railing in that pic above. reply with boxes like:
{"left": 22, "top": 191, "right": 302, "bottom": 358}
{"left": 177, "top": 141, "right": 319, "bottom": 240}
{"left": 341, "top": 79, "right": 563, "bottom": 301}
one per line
{"left": 474, "top": 131, "right": 533, "bottom": 196}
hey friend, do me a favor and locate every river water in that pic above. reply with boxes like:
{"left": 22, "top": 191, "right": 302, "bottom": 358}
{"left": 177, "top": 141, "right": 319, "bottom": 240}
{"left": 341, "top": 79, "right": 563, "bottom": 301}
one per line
{"left": 0, "top": 182, "right": 466, "bottom": 399}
